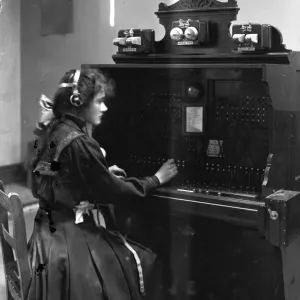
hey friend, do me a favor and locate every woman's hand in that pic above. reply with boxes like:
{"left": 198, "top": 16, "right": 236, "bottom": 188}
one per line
{"left": 109, "top": 165, "right": 127, "bottom": 179}
{"left": 155, "top": 158, "right": 178, "bottom": 185}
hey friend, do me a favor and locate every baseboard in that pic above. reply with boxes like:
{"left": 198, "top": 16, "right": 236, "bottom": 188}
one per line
{"left": 0, "top": 163, "right": 26, "bottom": 185}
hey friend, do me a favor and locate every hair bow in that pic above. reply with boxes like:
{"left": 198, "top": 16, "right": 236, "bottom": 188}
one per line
{"left": 34, "top": 94, "right": 54, "bottom": 135}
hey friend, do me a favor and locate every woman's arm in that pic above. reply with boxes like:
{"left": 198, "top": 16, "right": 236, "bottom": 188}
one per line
{"left": 68, "top": 135, "right": 160, "bottom": 203}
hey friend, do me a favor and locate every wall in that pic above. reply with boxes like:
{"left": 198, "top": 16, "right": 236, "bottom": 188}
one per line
{"left": 0, "top": 0, "right": 21, "bottom": 166}
{"left": 21, "top": 0, "right": 300, "bottom": 160}
{"left": 20, "top": 0, "right": 166, "bottom": 160}
{"left": 237, "top": 0, "right": 300, "bottom": 51}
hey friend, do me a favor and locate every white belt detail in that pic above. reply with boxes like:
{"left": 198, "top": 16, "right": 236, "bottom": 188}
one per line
{"left": 73, "top": 201, "right": 106, "bottom": 227}
{"left": 118, "top": 233, "right": 145, "bottom": 295}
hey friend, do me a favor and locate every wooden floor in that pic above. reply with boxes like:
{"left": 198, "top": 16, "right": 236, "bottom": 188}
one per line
{"left": 0, "top": 183, "right": 38, "bottom": 299}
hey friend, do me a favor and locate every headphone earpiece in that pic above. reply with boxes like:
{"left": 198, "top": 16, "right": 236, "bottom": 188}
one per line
{"left": 69, "top": 69, "right": 83, "bottom": 107}
{"left": 69, "top": 89, "right": 82, "bottom": 107}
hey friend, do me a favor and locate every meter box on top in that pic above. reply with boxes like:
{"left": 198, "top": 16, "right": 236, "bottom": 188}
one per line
{"left": 170, "top": 19, "right": 209, "bottom": 46}
{"left": 230, "top": 23, "right": 284, "bottom": 53}
{"left": 111, "top": 0, "right": 288, "bottom": 60}
{"left": 113, "top": 29, "right": 155, "bottom": 54}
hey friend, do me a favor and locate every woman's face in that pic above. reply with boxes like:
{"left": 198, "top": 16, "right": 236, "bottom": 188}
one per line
{"left": 81, "top": 92, "right": 107, "bottom": 125}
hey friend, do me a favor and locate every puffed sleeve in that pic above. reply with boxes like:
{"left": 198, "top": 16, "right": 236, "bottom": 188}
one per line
{"left": 68, "top": 135, "right": 160, "bottom": 204}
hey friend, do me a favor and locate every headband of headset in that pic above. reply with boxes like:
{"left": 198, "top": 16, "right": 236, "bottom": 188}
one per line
{"left": 58, "top": 69, "right": 82, "bottom": 107}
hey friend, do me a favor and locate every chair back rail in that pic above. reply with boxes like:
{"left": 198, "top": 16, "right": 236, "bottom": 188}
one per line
{"left": 0, "top": 181, "right": 31, "bottom": 300}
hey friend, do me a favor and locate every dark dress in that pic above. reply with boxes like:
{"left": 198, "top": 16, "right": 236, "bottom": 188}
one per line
{"left": 26, "top": 114, "right": 159, "bottom": 300}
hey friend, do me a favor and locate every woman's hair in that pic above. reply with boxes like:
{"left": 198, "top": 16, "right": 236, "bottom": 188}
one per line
{"left": 30, "top": 68, "right": 114, "bottom": 172}
{"left": 52, "top": 68, "right": 115, "bottom": 118}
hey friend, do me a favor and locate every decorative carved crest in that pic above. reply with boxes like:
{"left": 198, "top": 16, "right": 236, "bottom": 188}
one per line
{"left": 158, "top": 0, "right": 238, "bottom": 11}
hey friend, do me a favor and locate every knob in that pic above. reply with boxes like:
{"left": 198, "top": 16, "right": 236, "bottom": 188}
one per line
{"left": 245, "top": 34, "right": 258, "bottom": 44}
{"left": 266, "top": 203, "right": 279, "bottom": 220}
{"left": 113, "top": 37, "right": 127, "bottom": 46}
{"left": 232, "top": 34, "right": 245, "bottom": 44}
{"left": 187, "top": 86, "right": 200, "bottom": 98}
{"left": 126, "top": 37, "right": 141, "bottom": 46}
{"left": 268, "top": 209, "right": 279, "bottom": 220}
{"left": 184, "top": 26, "right": 198, "bottom": 41}
{"left": 170, "top": 27, "right": 183, "bottom": 41}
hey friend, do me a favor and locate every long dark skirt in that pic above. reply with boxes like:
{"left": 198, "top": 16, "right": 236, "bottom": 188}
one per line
{"left": 26, "top": 208, "right": 158, "bottom": 300}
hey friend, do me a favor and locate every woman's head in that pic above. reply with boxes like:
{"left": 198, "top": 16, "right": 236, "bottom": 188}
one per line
{"left": 52, "top": 68, "right": 114, "bottom": 125}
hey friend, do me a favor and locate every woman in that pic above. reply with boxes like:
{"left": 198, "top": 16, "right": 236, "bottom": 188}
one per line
{"left": 27, "top": 68, "right": 178, "bottom": 300}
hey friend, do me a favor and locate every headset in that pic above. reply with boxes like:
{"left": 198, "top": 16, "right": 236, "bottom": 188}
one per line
{"left": 58, "top": 69, "right": 82, "bottom": 107}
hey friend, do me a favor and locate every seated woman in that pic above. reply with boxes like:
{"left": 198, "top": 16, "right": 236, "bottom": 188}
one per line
{"left": 27, "top": 68, "right": 178, "bottom": 300}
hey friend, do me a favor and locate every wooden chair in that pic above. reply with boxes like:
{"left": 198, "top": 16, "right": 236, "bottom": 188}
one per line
{"left": 0, "top": 180, "right": 31, "bottom": 300}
